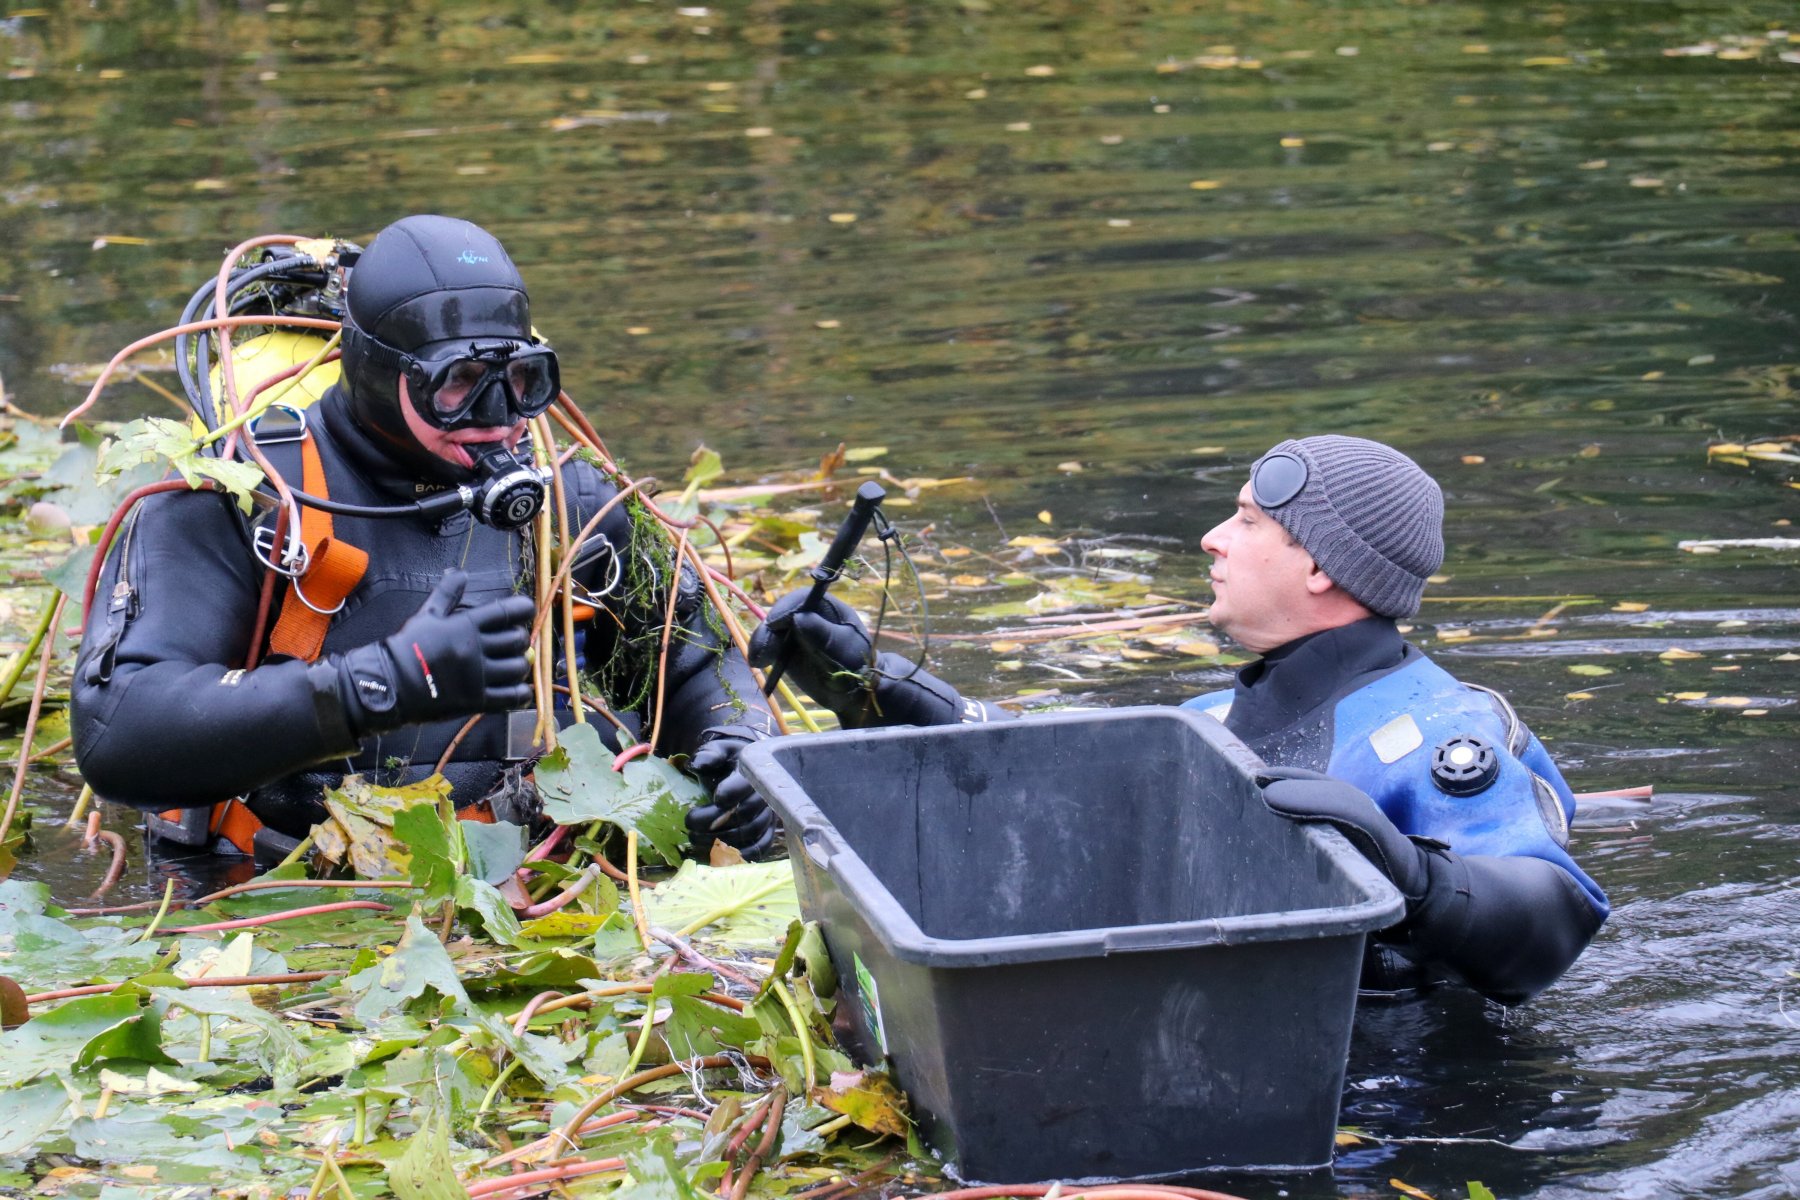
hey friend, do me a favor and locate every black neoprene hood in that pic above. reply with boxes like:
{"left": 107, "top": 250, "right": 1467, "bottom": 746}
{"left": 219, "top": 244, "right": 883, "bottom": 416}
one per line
{"left": 339, "top": 214, "right": 534, "bottom": 483}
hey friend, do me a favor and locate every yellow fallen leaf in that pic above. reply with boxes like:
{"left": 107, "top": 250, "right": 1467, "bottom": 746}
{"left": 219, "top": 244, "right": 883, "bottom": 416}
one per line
{"left": 1190, "top": 179, "right": 1222, "bottom": 190}
{"left": 843, "top": 446, "right": 887, "bottom": 462}
{"left": 745, "top": 126, "right": 774, "bottom": 137}
{"left": 506, "top": 52, "right": 566, "bottom": 64}
{"left": 1460, "top": 454, "right": 1486, "bottom": 464}
{"left": 1280, "top": 136, "right": 1306, "bottom": 147}
{"left": 1390, "top": 1180, "right": 1436, "bottom": 1200}
{"left": 1631, "top": 176, "right": 1665, "bottom": 188}
{"left": 1190, "top": 445, "right": 1226, "bottom": 454}
{"left": 951, "top": 575, "right": 989, "bottom": 587}
{"left": 1008, "top": 535, "right": 1061, "bottom": 549}
{"left": 941, "top": 547, "right": 973, "bottom": 559}
{"left": 1025, "top": 64, "right": 1056, "bottom": 76}
{"left": 1006, "top": 121, "right": 1033, "bottom": 132}
{"left": 1174, "top": 639, "right": 1222, "bottom": 657}
{"left": 1057, "top": 461, "right": 1083, "bottom": 472}
{"left": 1711, "top": 664, "right": 1742, "bottom": 672}
{"left": 1120, "top": 648, "right": 1162, "bottom": 661}
{"left": 703, "top": 81, "right": 735, "bottom": 91}
{"left": 1578, "top": 443, "right": 1602, "bottom": 458}
{"left": 1580, "top": 158, "right": 1609, "bottom": 169}
{"left": 990, "top": 641, "right": 1024, "bottom": 654}
{"left": 964, "top": 87, "right": 987, "bottom": 99}
{"left": 1427, "top": 574, "right": 1452, "bottom": 585}
{"left": 1439, "top": 628, "right": 1473, "bottom": 641}
{"left": 1671, "top": 691, "right": 1708, "bottom": 700}
{"left": 1107, "top": 218, "right": 1133, "bottom": 227}
{"left": 1153, "top": 103, "right": 1171, "bottom": 113}
{"left": 98, "top": 68, "right": 126, "bottom": 79}
{"left": 121, "top": 1165, "right": 158, "bottom": 1180}
{"left": 828, "top": 212, "right": 858, "bottom": 224}
{"left": 192, "top": 178, "right": 229, "bottom": 190}
{"left": 814, "top": 319, "right": 841, "bottom": 329}
{"left": 92, "top": 235, "right": 152, "bottom": 248}
{"left": 1566, "top": 691, "right": 1595, "bottom": 701}
{"left": 1613, "top": 601, "right": 1650, "bottom": 612}
{"left": 1463, "top": 43, "right": 1491, "bottom": 53}
{"left": 1659, "top": 647, "right": 1702, "bottom": 660}
{"left": 626, "top": 326, "right": 652, "bottom": 336}
{"left": 1037, "top": 510, "right": 1054, "bottom": 525}
{"left": 1642, "top": 370, "right": 1666, "bottom": 380}
{"left": 1743, "top": 709, "right": 1769, "bottom": 717}
{"left": 1710, "top": 696, "right": 1753, "bottom": 707}
{"left": 1335, "top": 1131, "right": 1365, "bottom": 1147}
{"left": 1522, "top": 55, "right": 1573, "bottom": 66}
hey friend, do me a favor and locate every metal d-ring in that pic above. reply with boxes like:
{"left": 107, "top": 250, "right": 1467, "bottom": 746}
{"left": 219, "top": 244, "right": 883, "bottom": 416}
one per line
{"left": 289, "top": 570, "right": 347, "bottom": 616}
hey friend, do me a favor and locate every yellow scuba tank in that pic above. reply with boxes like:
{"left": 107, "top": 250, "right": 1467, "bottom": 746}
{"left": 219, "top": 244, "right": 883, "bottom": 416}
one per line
{"left": 195, "top": 329, "right": 341, "bottom": 436}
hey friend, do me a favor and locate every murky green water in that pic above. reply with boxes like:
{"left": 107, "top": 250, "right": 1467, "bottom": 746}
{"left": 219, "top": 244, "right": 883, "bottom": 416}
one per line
{"left": 3, "top": 2, "right": 1798, "bottom": 1196}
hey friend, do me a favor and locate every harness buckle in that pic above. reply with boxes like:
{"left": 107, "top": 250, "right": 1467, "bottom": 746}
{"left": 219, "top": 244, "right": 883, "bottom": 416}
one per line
{"left": 253, "top": 523, "right": 311, "bottom": 579}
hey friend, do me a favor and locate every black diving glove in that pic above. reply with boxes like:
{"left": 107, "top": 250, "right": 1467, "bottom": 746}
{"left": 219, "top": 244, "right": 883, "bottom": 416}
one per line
{"left": 330, "top": 570, "right": 536, "bottom": 739}
{"left": 748, "top": 591, "right": 987, "bottom": 728}
{"left": 1258, "top": 766, "right": 1603, "bottom": 1004}
{"left": 684, "top": 724, "right": 779, "bottom": 860}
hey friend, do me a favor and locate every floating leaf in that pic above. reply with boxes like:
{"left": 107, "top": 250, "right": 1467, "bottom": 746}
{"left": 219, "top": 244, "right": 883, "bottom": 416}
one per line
{"left": 388, "top": 1104, "right": 465, "bottom": 1200}
{"left": 842, "top": 445, "right": 888, "bottom": 462}
{"left": 818, "top": 1068, "right": 911, "bottom": 1136}
{"left": 643, "top": 860, "right": 799, "bottom": 944}
{"left": 1659, "top": 647, "right": 1703, "bottom": 661}
{"left": 346, "top": 916, "right": 470, "bottom": 1026}
{"left": 1613, "top": 601, "right": 1650, "bottom": 612}
{"left": 535, "top": 722, "right": 699, "bottom": 865}
{"left": 1568, "top": 664, "right": 1614, "bottom": 676}
{"left": 1391, "top": 1180, "right": 1437, "bottom": 1200}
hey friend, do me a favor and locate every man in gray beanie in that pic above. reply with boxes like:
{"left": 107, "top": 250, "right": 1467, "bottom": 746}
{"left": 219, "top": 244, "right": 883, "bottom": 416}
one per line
{"left": 742, "top": 435, "right": 1608, "bottom": 1005}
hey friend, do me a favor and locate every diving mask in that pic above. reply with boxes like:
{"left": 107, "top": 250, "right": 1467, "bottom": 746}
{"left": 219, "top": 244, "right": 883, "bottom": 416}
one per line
{"left": 343, "top": 325, "right": 561, "bottom": 430}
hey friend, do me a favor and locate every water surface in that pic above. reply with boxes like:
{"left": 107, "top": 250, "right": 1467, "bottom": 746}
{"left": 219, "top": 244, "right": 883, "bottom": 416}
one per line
{"left": 2, "top": 3, "right": 1797, "bottom": 1196}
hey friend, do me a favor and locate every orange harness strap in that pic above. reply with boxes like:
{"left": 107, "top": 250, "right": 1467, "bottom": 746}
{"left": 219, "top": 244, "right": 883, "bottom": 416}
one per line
{"left": 267, "top": 435, "right": 369, "bottom": 662}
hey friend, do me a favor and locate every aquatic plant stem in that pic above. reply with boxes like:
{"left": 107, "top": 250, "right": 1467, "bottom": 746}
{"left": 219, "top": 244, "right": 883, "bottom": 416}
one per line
{"left": 645, "top": 527, "right": 692, "bottom": 757}
{"left": 24, "top": 971, "right": 340, "bottom": 1006}
{"left": 626, "top": 830, "right": 652, "bottom": 954}
{"left": 88, "top": 830, "right": 128, "bottom": 899}
{"left": 478, "top": 1057, "right": 525, "bottom": 1115}
{"left": 540, "top": 414, "right": 585, "bottom": 727}
{"left": 160, "top": 899, "right": 392, "bottom": 934}
{"left": 65, "top": 877, "right": 414, "bottom": 917}
{"left": 64, "top": 784, "right": 95, "bottom": 830}
{"left": 519, "top": 864, "right": 600, "bottom": 919}
{"left": 133, "top": 879, "right": 178, "bottom": 943}
{"left": 0, "top": 592, "right": 67, "bottom": 846}
{"left": 499, "top": 982, "right": 745, "bottom": 1026}
{"left": 0, "top": 588, "right": 56, "bottom": 706}
{"left": 728, "top": 1087, "right": 786, "bottom": 1200}
{"left": 61, "top": 313, "right": 338, "bottom": 428}
{"left": 465, "top": 1157, "right": 627, "bottom": 1199}
{"left": 553, "top": 1053, "right": 768, "bottom": 1154}
{"left": 772, "top": 978, "right": 817, "bottom": 1088}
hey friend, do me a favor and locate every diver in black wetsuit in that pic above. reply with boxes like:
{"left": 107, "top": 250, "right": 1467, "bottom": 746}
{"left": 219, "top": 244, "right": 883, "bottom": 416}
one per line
{"left": 735, "top": 436, "right": 1608, "bottom": 1004}
{"left": 71, "top": 215, "right": 776, "bottom": 859}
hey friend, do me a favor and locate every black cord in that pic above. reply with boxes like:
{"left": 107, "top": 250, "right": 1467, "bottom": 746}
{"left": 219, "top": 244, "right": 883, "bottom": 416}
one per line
{"left": 867, "top": 508, "right": 933, "bottom": 683}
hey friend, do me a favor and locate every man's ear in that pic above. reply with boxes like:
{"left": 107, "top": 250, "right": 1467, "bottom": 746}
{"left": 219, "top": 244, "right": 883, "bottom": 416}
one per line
{"left": 1304, "top": 559, "right": 1339, "bottom": 597}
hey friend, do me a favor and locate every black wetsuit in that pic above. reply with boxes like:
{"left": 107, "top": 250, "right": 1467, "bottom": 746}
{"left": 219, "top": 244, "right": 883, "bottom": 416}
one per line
{"left": 71, "top": 388, "right": 772, "bottom": 838}
{"left": 1184, "top": 617, "right": 1608, "bottom": 1003}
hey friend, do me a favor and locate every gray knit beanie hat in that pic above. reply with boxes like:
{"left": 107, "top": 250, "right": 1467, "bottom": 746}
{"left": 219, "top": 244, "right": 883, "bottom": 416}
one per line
{"left": 1249, "top": 435, "right": 1444, "bottom": 618}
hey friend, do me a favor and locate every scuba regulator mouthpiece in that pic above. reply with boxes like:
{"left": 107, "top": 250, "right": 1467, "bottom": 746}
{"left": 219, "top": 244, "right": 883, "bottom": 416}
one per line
{"left": 462, "top": 445, "right": 552, "bottom": 530}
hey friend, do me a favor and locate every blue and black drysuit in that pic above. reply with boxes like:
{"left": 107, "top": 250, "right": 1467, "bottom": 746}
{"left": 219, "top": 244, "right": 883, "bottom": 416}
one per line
{"left": 1180, "top": 615, "right": 1608, "bottom": 1003}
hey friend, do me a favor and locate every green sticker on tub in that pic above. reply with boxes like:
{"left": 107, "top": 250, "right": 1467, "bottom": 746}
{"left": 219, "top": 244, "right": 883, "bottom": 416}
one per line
{"left": 853, "top": 951, "right": 888, "bottom": 1055}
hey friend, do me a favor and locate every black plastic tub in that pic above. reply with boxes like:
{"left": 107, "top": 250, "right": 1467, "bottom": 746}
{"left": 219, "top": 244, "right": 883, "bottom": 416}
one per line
{"left": 738, "top": 707, "right": 1404, "bottom": 1183}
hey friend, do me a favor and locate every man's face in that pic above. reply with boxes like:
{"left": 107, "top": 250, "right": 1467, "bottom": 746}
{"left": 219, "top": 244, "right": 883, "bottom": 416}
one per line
{"left": 398, "top": 375, "right": 527, "bottom": 471}
{"left": 1199, "top": 483, "right": 1323, "bottom": 653}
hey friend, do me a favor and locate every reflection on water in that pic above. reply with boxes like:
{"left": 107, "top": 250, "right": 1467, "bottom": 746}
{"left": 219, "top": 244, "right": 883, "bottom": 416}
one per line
{"left": 3, "top": 2, "right": 1797, "bottom": 1195}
